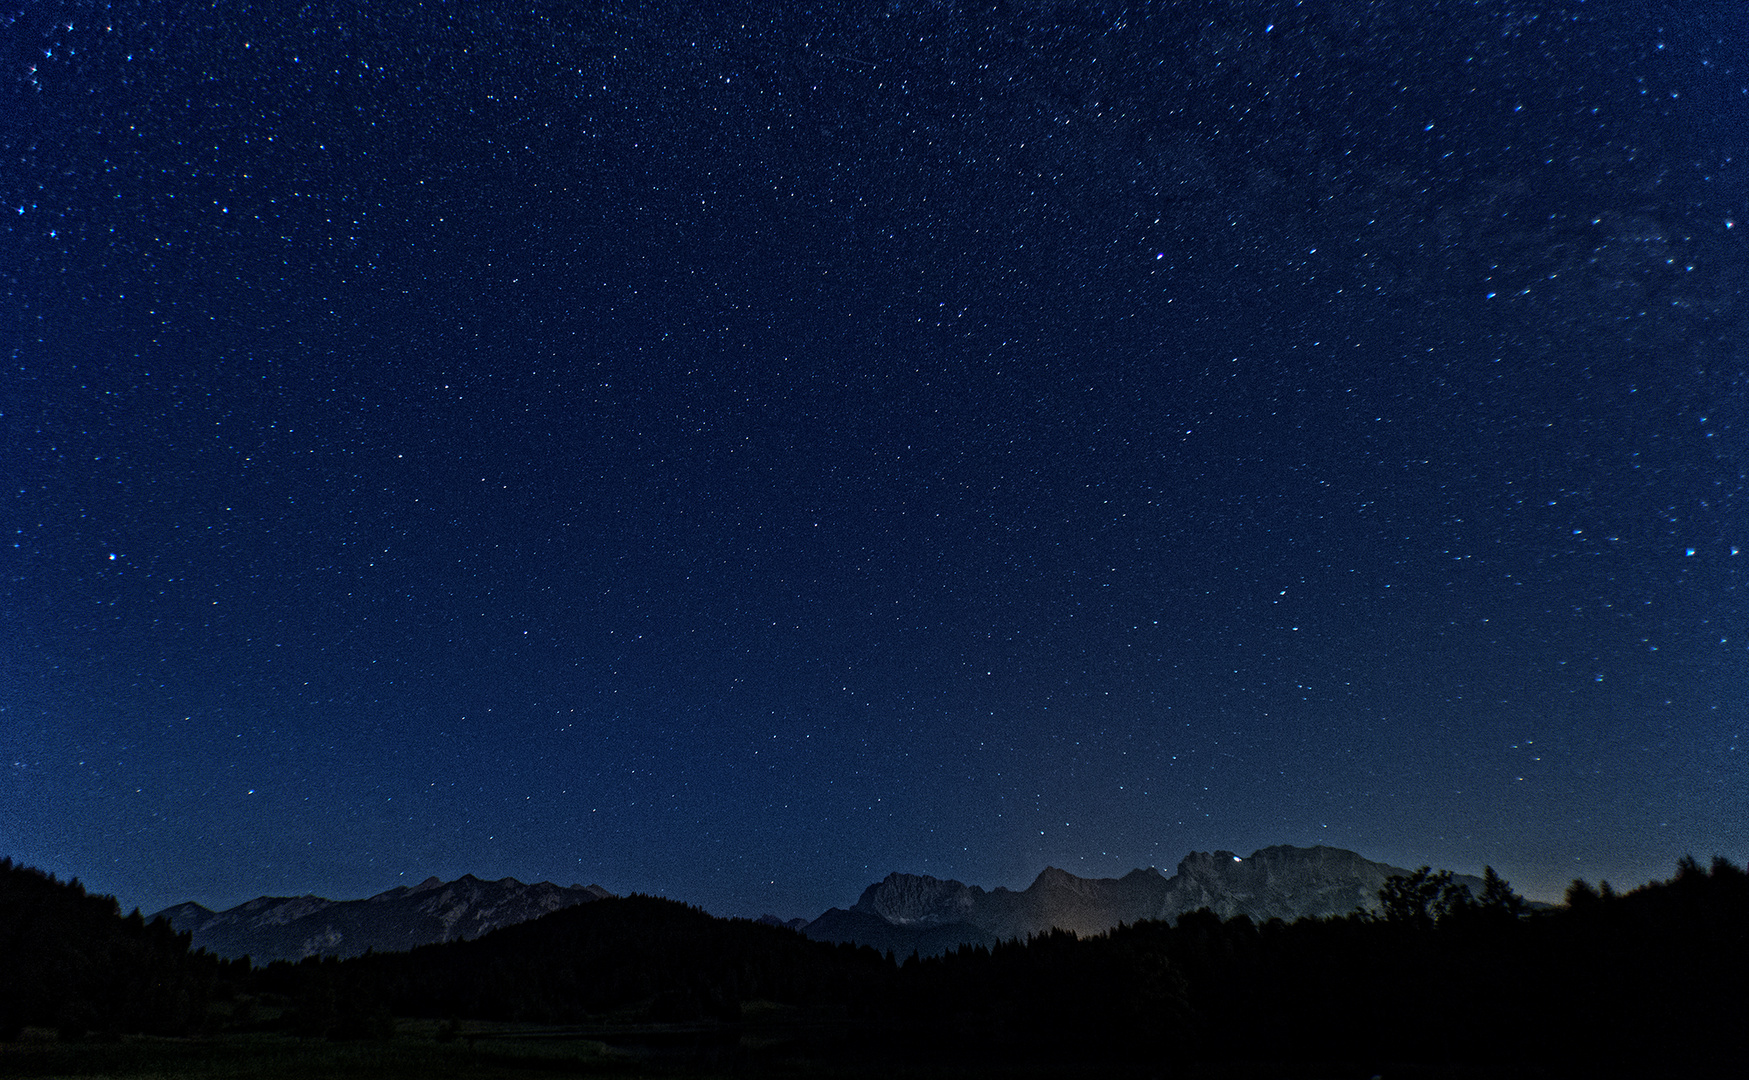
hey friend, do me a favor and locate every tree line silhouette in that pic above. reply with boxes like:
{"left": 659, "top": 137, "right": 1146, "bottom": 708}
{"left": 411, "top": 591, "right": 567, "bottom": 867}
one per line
{"left": 0, "top": 858, "right": 242, "bottom": 1040}
{"left": 4, "top": 853, "right": 1744, "bottom": 1072}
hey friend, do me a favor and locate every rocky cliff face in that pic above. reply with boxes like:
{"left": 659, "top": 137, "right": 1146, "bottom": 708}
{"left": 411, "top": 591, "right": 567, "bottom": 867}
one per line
{"left": 1161, "top": 845, "right": 1411, "bottom": 921}
{"left": 153, "top": 875, "right": 612, "bottom": 962}
{"left": 851, "top": 872, "right": 989, "bottom": 925}
{"left": 805, "top": 845, "right": 1484, "bottom": 955}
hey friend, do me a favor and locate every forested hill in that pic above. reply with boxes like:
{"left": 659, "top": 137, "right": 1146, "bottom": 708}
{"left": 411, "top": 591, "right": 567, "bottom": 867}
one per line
{"left": 0, "top": 858, "right": 242, "bottom": 1039}
{"left": 290, "top": 891, "right": 896, "bottom": 1026}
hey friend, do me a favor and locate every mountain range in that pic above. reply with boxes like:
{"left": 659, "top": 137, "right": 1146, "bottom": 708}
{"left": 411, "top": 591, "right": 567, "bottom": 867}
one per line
{"left": 800, "top": 845, "right": 1485, "bottom": 955}
{"left": 155, "top": 845, "right": 1480, "bottom": 962}
{"left": 153, "top": 874, "right": 611, "bottom": 962}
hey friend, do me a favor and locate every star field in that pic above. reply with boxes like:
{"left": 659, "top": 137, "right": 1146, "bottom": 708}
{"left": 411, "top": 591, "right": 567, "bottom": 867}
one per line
{"left": 3, "top": 1, "right": 1744, "bottom": 918}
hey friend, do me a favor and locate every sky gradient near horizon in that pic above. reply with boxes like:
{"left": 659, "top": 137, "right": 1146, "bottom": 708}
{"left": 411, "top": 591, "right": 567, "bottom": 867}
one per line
{"left": 4, "top": 1, "right": 1745, "bottom": 919}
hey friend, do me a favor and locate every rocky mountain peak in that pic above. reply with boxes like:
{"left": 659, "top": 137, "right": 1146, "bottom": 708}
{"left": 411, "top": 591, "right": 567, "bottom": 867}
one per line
{"left": 851, "top": 871, "right": 983, "bottom": 925}
{"left": 1029, "top": 866, "right": 1110, "bottom": 899}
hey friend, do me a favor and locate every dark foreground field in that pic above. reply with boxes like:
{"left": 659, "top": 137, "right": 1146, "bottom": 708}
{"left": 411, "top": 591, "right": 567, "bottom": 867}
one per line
{"left": 0, "top": 1023, "right": 1557, "bottom": 1080}
{"left": 3, "top": 1025, "right": 645, "bottom": 1080}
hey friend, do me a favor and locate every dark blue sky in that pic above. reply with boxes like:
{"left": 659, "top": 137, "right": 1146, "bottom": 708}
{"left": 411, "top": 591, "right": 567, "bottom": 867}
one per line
{"left": 4, "top": 1, "right": 1744, "bottom": 919}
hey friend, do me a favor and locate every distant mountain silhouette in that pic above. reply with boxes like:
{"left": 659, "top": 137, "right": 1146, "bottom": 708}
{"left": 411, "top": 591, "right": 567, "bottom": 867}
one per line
{"left": 152, "top": 874, "right": 611, "bottom": 962}
{"left": 803, "top": 845, "right": 1483, "bottom": 955}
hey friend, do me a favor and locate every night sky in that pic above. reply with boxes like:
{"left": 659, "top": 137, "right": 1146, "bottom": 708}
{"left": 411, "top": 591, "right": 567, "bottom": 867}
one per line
{"left": 4, "top": 2, "right": 1744, "bottom": 921}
